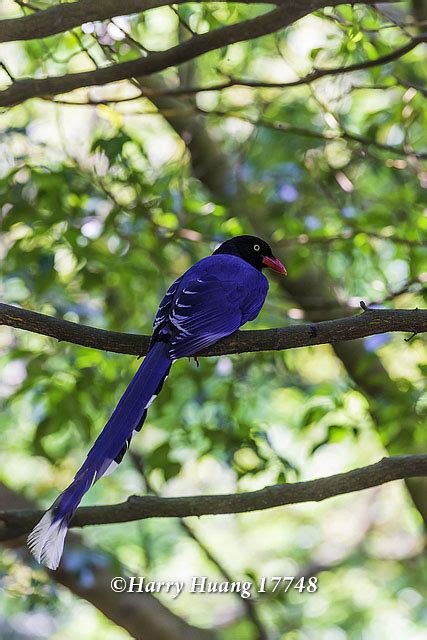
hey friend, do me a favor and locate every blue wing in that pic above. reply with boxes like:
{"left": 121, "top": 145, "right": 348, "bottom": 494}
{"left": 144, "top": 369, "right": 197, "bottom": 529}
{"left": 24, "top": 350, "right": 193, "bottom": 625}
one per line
{"left": 151, "top": 275, "right": 183, "bottom": 344}
{"left": 155, "top": 255, "right": 269, "bottom": 359}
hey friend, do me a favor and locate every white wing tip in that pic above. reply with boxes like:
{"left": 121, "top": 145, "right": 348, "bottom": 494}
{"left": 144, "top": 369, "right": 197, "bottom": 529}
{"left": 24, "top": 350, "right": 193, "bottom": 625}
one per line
{"left": 28, "top": 509, "right": 68, "bottom": 570}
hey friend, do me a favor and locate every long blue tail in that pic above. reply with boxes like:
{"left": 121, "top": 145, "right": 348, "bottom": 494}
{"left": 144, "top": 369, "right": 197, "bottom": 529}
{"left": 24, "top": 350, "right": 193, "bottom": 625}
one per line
{"left": 28, "top": 342, "right": 171, "bottom": 569}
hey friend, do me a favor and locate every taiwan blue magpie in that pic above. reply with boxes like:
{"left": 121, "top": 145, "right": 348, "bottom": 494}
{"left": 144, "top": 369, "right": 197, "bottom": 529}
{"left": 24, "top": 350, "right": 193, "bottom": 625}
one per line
{"left": 28, "top": 235, "right": 286, "bottom": 569}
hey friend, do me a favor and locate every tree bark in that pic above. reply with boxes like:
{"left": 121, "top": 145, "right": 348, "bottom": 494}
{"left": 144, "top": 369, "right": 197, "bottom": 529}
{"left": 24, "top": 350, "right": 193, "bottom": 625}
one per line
{"left": 1, "top": 456, "right": 426, "bottom": 538}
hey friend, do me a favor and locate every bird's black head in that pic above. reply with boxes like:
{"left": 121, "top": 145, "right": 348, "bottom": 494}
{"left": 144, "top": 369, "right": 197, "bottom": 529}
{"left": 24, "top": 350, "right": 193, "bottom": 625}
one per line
{"left": 213, "top": 235, "right": 287, "bottom": 275}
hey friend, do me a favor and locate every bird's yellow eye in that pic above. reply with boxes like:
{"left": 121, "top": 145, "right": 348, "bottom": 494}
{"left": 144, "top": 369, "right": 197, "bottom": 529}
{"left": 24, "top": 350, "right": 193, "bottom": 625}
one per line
{"left": 253, "top": 244, "right": 260, "bottom": 251}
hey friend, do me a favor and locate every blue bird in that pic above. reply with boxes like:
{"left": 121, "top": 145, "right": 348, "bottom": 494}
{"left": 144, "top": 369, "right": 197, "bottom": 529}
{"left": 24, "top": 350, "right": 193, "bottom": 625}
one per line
{"left": 28, "top": 235, "right": 286, "bottom": 569}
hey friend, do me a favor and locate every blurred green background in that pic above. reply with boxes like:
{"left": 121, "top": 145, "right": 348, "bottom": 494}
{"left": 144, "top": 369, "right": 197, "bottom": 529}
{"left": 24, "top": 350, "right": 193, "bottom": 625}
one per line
{"left": 0, "top": 0, "right": 426, "bottom": 638}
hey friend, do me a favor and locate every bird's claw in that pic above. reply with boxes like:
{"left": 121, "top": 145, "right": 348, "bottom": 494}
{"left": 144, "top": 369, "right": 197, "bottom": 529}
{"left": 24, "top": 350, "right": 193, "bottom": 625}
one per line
{"left": 404, "top": 331, "right": 417, "bottom": 343}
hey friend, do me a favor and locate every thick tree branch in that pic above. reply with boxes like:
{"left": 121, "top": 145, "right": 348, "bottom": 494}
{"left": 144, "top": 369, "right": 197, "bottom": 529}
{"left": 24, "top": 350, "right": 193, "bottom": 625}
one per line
{"left": 0, "top": 1, "right": 383, "bottom": 109}
{"left": 1, "top": 455, "right": 426, "bottom": 540}
{"left": 0, "top": 0, "right": 279, "bottom": 44}
{"left": 0, "top": 0, "right": 393, "bottom": 44}
{"left": 0, "top": 302, "right": 425, "bottom": 356}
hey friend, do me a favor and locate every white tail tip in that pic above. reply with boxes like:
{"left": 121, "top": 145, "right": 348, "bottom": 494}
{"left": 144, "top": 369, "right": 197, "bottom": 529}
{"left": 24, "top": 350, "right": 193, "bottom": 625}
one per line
{"left": 27, "top": 509, "right": 68, "bottom": 570}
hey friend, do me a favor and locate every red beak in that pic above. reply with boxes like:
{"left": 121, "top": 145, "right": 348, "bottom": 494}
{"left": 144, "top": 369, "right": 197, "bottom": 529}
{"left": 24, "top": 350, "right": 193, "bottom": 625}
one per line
{"left": 262, "top": 255, "right": 287, "bottom": 275}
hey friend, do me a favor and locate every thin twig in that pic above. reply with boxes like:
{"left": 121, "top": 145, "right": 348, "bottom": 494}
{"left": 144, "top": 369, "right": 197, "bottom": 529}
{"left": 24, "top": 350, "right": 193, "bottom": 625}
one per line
{"left": 277, "top": 230, "right": 426, "bottom": 248}
{"left": 205, "top": 109, "right": 427, "bottom": 159}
